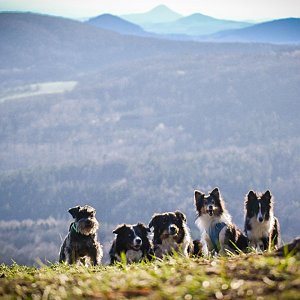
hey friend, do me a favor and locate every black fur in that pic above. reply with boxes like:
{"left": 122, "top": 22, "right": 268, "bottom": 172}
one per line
{"left": 244, "top": 190, "right": 281, "bottom": 250}
{"left": 149, "top": 211, "right": 193, "bottom": 258}
{"left": 59, "top": 205, "right": 102, "bottom": 265}
{"left": 109, "top": 223, "right": 152, "bottom": 264}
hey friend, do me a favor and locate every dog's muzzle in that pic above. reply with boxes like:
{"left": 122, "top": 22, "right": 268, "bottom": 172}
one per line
{"left": 208, "top": 205, "right": 214, "bottom": 216}
{"left": 132, "top": 237, "right": 142, "bottom": 250}
{"left": 168, "top": 225, "right": 178, "bottom": 236}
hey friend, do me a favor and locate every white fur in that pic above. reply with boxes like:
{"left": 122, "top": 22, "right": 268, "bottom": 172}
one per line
{"left": 246, "top": 214, "right": 275, "bottom": 249}
{"left": 155, "top": 223, "right": 192, "bottom": 257}
{"left": 126, "top": 250, "right": 143, "bottom": 263}
{"left": 195, "top": 211, "right": 232, "bottom": 255}
{"left": 257, "top": 203, "right": 263, "bottom": 222}
{"left": 115, "top": 249, "right": 143, "bottom": 263}
{"left": 159, "top": 236, "right": 180, "bottom": 255}
{"left": 131, "top": 227, "right": 142, "bottom": 248}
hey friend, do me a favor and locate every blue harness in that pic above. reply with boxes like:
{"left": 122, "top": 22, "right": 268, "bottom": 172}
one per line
{"left": 208, "top": 222, "right": 226, "bottom": 252}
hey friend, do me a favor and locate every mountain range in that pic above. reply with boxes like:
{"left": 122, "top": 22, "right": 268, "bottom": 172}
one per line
{"left": 84, "top": 5, "right": 300, "bottom": 43}
{"left": 211, "top": 18, "right": 300, "bottom": 43}
{"left": 124, "top": 7, "right": 251, "bottom": 36}
{"left": 121, "top": 5, "right": 182, "bottom": 25}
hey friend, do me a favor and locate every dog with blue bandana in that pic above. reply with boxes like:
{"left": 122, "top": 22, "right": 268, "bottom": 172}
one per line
{"left": 194, "top": 187, "right": 248, "bottom": 256}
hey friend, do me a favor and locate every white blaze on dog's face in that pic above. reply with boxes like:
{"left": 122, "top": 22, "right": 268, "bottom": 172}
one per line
{"left": 257, "top": 202, "right": 263, "bottom": 223}
{"left": 149, "top": 210, "right": 191, "bottom": 258}
{"left": 194, "top": 188, "right": 224, "bottom": 218}
{"left": 149, "top": 211, "right": 187, "bottom": 243}
{"left": 245, "top": 190, "right": 273, "bottom": 223}
{"left": 131, "top": 226, "right": 143, "bottom": 249}
{"left": 113, "top": 224, "right": 149, "bottom": 251}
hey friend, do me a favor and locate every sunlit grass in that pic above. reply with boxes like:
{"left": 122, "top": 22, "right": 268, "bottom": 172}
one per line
{"left": 0, "top": 252, "right": 299, "bottom": 299}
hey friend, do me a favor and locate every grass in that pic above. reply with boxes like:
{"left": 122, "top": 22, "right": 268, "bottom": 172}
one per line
{"left": 0, "top": 253, "right": 299, "bottom": 299}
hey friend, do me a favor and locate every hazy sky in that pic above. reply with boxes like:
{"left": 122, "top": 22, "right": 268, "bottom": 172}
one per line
{"left": 0, "top": 0, "right": 299, "bottom": 21}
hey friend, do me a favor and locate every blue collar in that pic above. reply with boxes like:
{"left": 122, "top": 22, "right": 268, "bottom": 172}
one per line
{"left": 208, "top": 222, "right": 226, "bottom": 252}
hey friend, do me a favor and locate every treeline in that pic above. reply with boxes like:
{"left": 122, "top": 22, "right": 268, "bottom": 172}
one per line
{"left": 0, "top": 218, "right": 116, "bottom": 265}
{"left": 1, "top": 139, "right": 299, "bottom": 237}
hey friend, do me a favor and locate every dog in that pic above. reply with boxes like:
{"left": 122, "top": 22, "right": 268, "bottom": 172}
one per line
{"left": 244, "top": 190, "right": 281, "bottom": 251}
{"left": 149, "top": 210, "right": 193, "bottom": 258}
{"left": 59, "top": 205, "right": 103, "bottom": 265}
{"left": 194, "top": 187, "right": 248, "bottom": 255}
{"left": 109, "top": 223, "right": 152, "bottom": 264}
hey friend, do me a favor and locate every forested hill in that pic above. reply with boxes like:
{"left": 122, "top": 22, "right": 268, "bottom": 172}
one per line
{"left": 1, "top": 12, "right": 300, "bottom": 265}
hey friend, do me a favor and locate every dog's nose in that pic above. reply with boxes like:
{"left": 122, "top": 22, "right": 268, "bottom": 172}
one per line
{"left": 208, "top": 205, "right": 214, "bottom": 210}
{"left": 258, "top": 217, "right": 263, "bottom": 223}
{"left": 86, "top": 219, "right": 93, "bottom": 226}
{"left": 135, "top": 237, "right": 142, "bottom": 245}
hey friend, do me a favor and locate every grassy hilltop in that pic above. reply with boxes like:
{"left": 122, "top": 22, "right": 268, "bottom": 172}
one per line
{"left": 1, "top": 253, "right": 299, "bottom": 299}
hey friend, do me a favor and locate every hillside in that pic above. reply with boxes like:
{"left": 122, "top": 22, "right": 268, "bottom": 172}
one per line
{"left": 0, "top": 12, "right": 197, "bottom": 84}
{"left": 1, "top": 12, "right": 300, "bottom": 265}
{"left": 0, "top": 254, "right": 299, "bottom": 299}
{"left": 86, "top": 14, "right": 146, "bottom": 36}
{"left": 212, "top": 18, "right": 300, "bottom": 43}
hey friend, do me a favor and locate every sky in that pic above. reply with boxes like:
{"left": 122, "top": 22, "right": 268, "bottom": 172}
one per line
{"left": 0, "top": 0, "right": 299, "bottom": 21}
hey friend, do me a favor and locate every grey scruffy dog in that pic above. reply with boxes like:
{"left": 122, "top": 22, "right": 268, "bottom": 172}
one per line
{"left": 59, "top": 205, "right": 103, "bottom": 265}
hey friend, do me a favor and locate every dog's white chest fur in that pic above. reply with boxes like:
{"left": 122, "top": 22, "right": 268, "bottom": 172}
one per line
{"left": 125, "top": 250, "right": 143, "bottom": 263}
{"left": 160, "top": 237, "right": 179, "bottom": 254}
{"left": 247, "top": 216, "right": 274, "bottom": 242}
{"left": 195, "top": 213, "right": 231, "bottom": 255}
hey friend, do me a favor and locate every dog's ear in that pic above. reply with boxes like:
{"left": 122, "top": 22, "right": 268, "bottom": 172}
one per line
{"left": 137, "top": 223, "right": 151, "bottom": 233}
{"left": 175, "top": 210, "right": 187, "bottom": 223}
{"left": 68, "top": 206, "right": 81, "bottom": 218}
{"left": 194, "top": 190, "right": 205, "bottom": 203}
{"left": 113, "top": 224, "right": 127, "bottom": 235}
{"left": 263, "top": 190, "right": 272, "bottom": 202}
{"left": 210, "top": 187, "right": 220, "bottom": 199}
{"left": 149, "top": 215, "right": 160, "bottom": 229}
{"left": 247, "top": 190, "right": 257, "bottom": 202}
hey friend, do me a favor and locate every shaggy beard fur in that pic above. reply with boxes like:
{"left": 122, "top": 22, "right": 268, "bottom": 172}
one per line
{"left": 195, "top": 187, "right": 248, "bottom": 255}
{"left": 77, "top": 218, "right": 99, "bottom": 236}
{"left": 244, "top": 190, "right": 281, "bottom": 251}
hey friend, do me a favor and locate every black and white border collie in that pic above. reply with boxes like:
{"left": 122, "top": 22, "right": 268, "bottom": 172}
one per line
{"left": 244, "top": 190, "right": 281, "bottom": 251}
{"left": 194, "top": 187, "right": 248, "bottom": 256}
{"left": 148, "top": 210, "right": 193, "bottom": 258}
{"left": 109, "top": 223, "right": 152, "bottom": 264}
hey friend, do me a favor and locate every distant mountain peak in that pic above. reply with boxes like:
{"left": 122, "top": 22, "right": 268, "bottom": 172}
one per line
{"left": 148, "top": 5, "right": 178, "bottom": 14}
{"left": 87, "top": 13, "right": 145, "bottom": 35}
{"left": 121, "top": 5, "right": 182, "bottom": 25}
